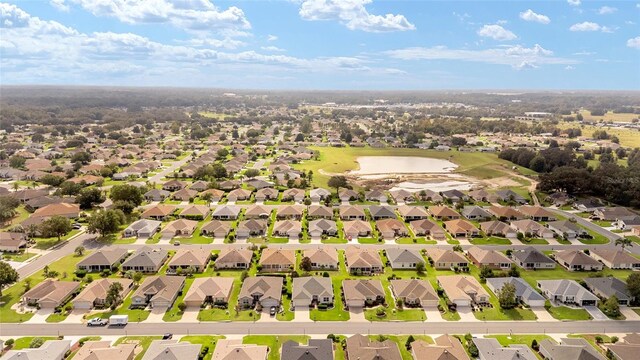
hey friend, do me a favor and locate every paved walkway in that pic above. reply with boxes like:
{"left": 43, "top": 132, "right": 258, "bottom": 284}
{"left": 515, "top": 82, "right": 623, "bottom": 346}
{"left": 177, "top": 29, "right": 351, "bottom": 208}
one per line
{"left": 620, "top": 307, "right": 640, "bottom": 320}
{"left": 531, "top": 307, "right": 556, "bottom": 321}
{"left": 63, "top": 310, "right": 86, "bottom": 324}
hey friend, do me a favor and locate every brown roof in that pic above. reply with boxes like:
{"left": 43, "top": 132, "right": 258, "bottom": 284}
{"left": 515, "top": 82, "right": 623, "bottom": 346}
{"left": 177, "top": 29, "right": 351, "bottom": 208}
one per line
{"left": 346, "top": 334, "right": 402, "bottom": 360}
{"left": 32, "top": 203, "right": 79, "bottom": 217}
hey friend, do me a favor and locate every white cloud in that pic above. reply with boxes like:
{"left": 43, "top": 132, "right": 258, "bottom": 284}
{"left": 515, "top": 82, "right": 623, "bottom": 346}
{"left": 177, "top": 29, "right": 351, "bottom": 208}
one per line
{"left": 50, "top": 0, "right": 69, "bottom": 12}
{"left": 519, "top": 9, "right": 550, "bottom": 24}
{"left": 569, "top": 21, "right": 612, "bottom": 32}
{"left": 261, "top": 46, "right": 285, "bottom": 52}
{"left": 565, "top": 65, "right": 575, "bottom": 70}
{"left": 567, "top": 0, "right": 581, "bottom": 6}
{"left": 298, "top": 0, "right": 415, "bottom": 32}
{"left": 69, "top": 0, "right": 251, "bottom": 34}
{"left": 628, "top": 36, "right": 640, "bottom": 49}
{"left": 385, "top": 44, "right": 576, "bottom": 69}
{"left": 477, "top": 24, "right": 517, "bottom": 41}
{"left": 598, "top": 6, "right": 617, "bottom": 14}
{"left": 267, "top": 34, "right": 278, "bottom": 41}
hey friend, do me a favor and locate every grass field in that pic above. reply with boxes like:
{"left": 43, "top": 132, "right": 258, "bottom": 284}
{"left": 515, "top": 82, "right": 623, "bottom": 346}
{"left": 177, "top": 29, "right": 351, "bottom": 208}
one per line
{"left": 292, "top": 146, "right": 534, "bottom": 189}
{"left": 556, "top": 121, "right": 640, "bottom": 148}
{"left": 577, "top": 110, "right": 639, "bottom": 123}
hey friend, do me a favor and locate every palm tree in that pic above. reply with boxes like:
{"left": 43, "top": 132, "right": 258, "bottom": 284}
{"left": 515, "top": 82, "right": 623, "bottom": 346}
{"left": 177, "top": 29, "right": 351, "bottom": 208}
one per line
{"left": 615, "top": 237, "right": 633, "bottom": 250}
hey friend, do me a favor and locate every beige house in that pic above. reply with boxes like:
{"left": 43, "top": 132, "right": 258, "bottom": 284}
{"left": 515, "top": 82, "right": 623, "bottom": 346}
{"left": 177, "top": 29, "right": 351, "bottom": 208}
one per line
{"left": 168, "top": 249, "right": 211, "bottom": 273}
{"left": 22, "top": 279, "right": 81, "bottom": 309}
{"left": 342, "top": 220, "right": 372, "bottom": 239}
{"left": 409, "top": 219, "right": 446, "bottom": 240}
{"left": 259, "top": 248, "right": 295, "bottom": 272}
{"left": 437, "top": 275, "right": 490, "bottom": 307}
{"left": 73, "top": 278, "right": 133, "bottom": 310}
{"left": 76, "top": 248, "right": 129, "bottom": 273}
{"left": 345, "top": 247, "right": 383, "bottom": 275}
{"left": 466, "top": 246, "right": 512, "bottom": 270}
{"left": 161, "top": 219, "right": 198, "bottom": 238}
{"left": 376, "top": 218, "right": 408, "bottom": 239}
{"left": 238, "top": 276, "right": 283, "bottom": 309}
{"left": 426, "top": 248, "right": 468, "bottom": 270}
{"left": 590, "top": 248, "right": 640, "bottom": 270}
{"left": 215, "top": 248, "right": 253, "bottom": 269}
{"left": 200, "top": 220, "right": 232, "bottom": 238}
{"left": 303, "top": 247, "right": 339, "bottom": 270}
{"left": 74, "top": 341, "right": 136, "bottom": 360}
{"left": 272, "top": 219, "right": 303, "bottom": 238}
{"left": 412, "top": 336, "right": 469, "bottom": 360}
{"left": 343, "top": 279, "right": 385, "bottom": 308}
{"left": 141, "top": 340, "right": 201, "bottom": 360}
{"left": 211, "top": 339, "right": 268, "bottom": 360}
{"left": 443, "top": 219, "right": 480, "bottom": 238}
{"left": 346, "top": 334, "right": 402, "bottom": 360}
{"left": 183, "top": 277, "right": 234, "bottom": 307}
{"left": 555, "top": 250, "right": 603, "bottom": 271}
{"left": 131, "top": 276, "right": 185, "bottom": 309}
{"left": 292, "top": 276, "right": 334, "bottom": 308}
{"left": 391, "top": 279, "right": 438, "bottom": 307}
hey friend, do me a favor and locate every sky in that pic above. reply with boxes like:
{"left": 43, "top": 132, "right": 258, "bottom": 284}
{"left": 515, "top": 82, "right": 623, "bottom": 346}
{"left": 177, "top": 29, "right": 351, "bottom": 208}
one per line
{"left": 1, "top": 0, "right": 639, "bottom": 90}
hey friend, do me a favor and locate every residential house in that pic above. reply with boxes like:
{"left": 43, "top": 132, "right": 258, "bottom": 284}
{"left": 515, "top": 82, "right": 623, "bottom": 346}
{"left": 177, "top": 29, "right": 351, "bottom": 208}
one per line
{"left": 467, "top": 246, "right": 512, "bottom": 270}
{"left": 189, "top": 181, "right": 209, "bottom": 192}
{"left": 22, "top": 279, "right": 80, "bottom": 309}
{"left": 443, "top": 219, "right": 480, "bottom": 238}
{"left": 259, "top": 248, "right": 295, "bottom": 272}
{"left": 391, "top": 279, "right": 438, "bottom": 307}
{"left": 161, "top": 219, "right": 198, "bottom": 238}
{"left": 427, "top": 248, "right": 468, "bottom": 270}
{"left": 397, "top": 205, "right": 429, "bottom": 221}
{"left": 411, "top": 336, "right": 469, "bottom": 360}
{"left": 32, "top": 203, "right": 80, "bottom": 219}
{"left": 255, "top": 188, "right": 279, "bottom": 202}
{"left": 141, "top": 204, "right": 176, "bottom": 221}
{"left": 342, "top": 220, "right": 372, "bottom": 239}
{"left": 76, "top": 248, "right": 128, "bottom": 272}
{"left": 121, "top": 247, "right": 169, "bottom": 273}
{"left": 276, "top": 205, "right": 304, "bottom": 220}
{"left": 512, "top": 247, "right": 556, "bottom": 269}
{"left": 211, "top": 205, "right": 241, "bottom": 220}
{"left": 162, "top": 180, "right": 187, "bottom": 192}
{"left": 308, "top": 219, "right": 337, "bottom": 238}
{"left": 546, "top": 220, "right": 587, "bottom": 240}
{"left": 473, "top": 338, "right": 537, "bottom": 360}
{"left": 376, "top": 218, "right": 408, "bottom": 239}
{"left": 171, "top": 188, "right": 198, "bottom": 201}
{"left": 510, "top": 219, "right": 555, "bottom": 239}
{"left": 494, "top": 189, "right": 528, "bottom": 204}
{"left": 168, "top": 249, "right": 211, "bottom": 273}
{"left": 437, "top": 275, "right": 490, "bottom": 307}
{"left": 593, "top": 207, "right": 636, "bottom": 221}
{"left": 345, "top": 247, "right": 383, "bottom": 275}
{"left": 281, "top": 339, "right": 333, "bottom": 360}
{"left": 409, "top": 219, "right": 446, "bottom": 240}
{"left": 272, "top": 220, "right": 302, "bottom": 239}
{"left": 238, "top": 276, "right": 283, "bottom": 309}
{"left": 555, "top": 250, "right": 603, "bottom": 271}
{"left": 537, "top": 279, "right": 598, "bottom": 306}
{"left": 339, "top": 205, "right": 366, "bottom": 220}
{"left": 200, "top": 220, "right": 232, "bottom": 238}
{"left": 281, "top": 188, "right": 305, "bottom": 203}
{"left": 365, "top": 189, "right": 387, "bottom": 203}
{"left": 211, "top": 340, "right": 268, "bottom": 360}
{"left": 488, "top": 205, "right": 524, "bottom": 221}
{"left": 236, "top": 219, "right": 268, "bottom": 238}
{"left": 441, "top": 189, "right": 468, "bottom": 203}
{"left": 200, "top": 189, "right": 224, "bottom": 203}
{"left": 141, "top": 340, "right": 201, "bottom": 360}
{"left": 73, "top": 341, "right": 136, "bottom": 360}
{"left": 368, "top": 205, "right": 396, "bottom": 220}
{"left": 342, "top": 280, "right": 385, "bottom": 308}
{"left": 518, "top": 206, "right": 556, "bottom": 222}
{"left": 0, "top": 232, "right": 28, "bottom": 252}
{"left": 226, "top": 188, "right": 252, "bottom": 202}
{"left": 345, "top": 334, "right": 401, "bottom": 360}
{"left": 215, "top": 248, "right": 253, "bottom": 269}
{"left": 123, "top": 219, "right": 161, "bottom": 239}
{"left": 486, "top": 277, "right": 546, "bottom": 307}
{"left": 2, "top": 340, "right": 71, "bottom": 360}
{"left": 608, "top": 334, "right": 640, "bottom": 360}
{"left": 307, "top": 205, "right": 333, "bottom": 220}
{"left": 72, "top": 278, "right": 133, "bottom": 310}
{"left": 183, "top": 277, "right": 234, "bottom": 307}
{"left": 179, "top": 205, "right": 210, "bottom": 220}
{"left": 385, "top": 248, "right": 424, "bottom": 269}
{"left": 429, "top": 206, "right": 460, "bottom": 220}
{"left": 584, "top": 277, "right": 634, "bottom": 306}
{"left": 462, "top": 206, "right": 493, "bottom": 221}
{"left": 292, "top": 276, "right": 334, "bottom": 308}
{"left": 309, "top": 188, "right": 331, "bottom": 202}
{"left": 303, "top": 247, "right": 338, "bottom": 270}
{"left": 573, "top": 198, "right": 604, "bottom": 213}
{"left": 131, "top": 276, "right": 186, "bottom": 309}
{"left": 389, "top": 189, "right": 414, "bottom": 204}
{"left": 338, "top": 189, "right": 358, "bottom": 202}
{"left": 480, "top": 220, "right": 517, "bottom": 239}
{"left": 539, "top": 338, "right": 606, "bottom": 360}
{"left": 244, "top": 204, "right": 272, "bottom": 219}
{"left": 590, "top": 248, "right": 640, "bottom": 270}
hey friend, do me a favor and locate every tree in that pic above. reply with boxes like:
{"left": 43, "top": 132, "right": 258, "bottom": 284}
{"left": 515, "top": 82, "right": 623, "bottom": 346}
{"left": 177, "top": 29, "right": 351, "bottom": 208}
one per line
{"left": 327, "top": 175, "right": 348, "bottom": 194}
{"left": 39, "top": 216, "right": 72, "bottom": 242}
{"left": 602, "top": 296, "right": 621, "bottom": 318}
{"left": 29, "top": 337, "right": 44, "bottom": 348}
{"left": 416, "top": 262, "right": 426, "bottom": 275}
{"left": 0, "top": 261, "right": 19, "bottom": 295}
{"left": 498, "top": 283, "right": 517, "bottom": 309}
{"left": 627, "top": 273, "right": 640, "bottom": 301}
{"left": 405, "top": 335, "right": 415, "bottom": 350}
{"left": 479, "top": 266, "right": 494, "bottom": 281}
{"left": 9, "top": 155, "right": 25, "bottom": 169}
{"left": 244, "top": 169, "right": 260, "bottom": 178}
{"left": 74, "top": 246, "right": 85, "bottom": 256}
{"left": 76, "top": 188, "right": 105, "bottom": 210}
{"left": 615, "top": 237, "right": 633, "bottom": 250}
{"left": 0, "top": 195, "right": 20, "bottom": 225}
{"left": 105, "top": 281, "right": 124, "bottom": 310}
{"left": 109, "top": 184, "right": 144, "bottom": 213}
{"left": 300, "top": 256, "right": 312, "bottom": 272}
{"left": 133, "top": 271, "right": 143, "bottom": 285}
{"left": 87, "top": 209, "right": 126, "bottom": 238}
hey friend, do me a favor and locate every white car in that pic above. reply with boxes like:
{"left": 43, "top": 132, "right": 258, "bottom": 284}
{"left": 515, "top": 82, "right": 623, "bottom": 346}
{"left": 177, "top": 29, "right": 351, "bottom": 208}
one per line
{"left": 87, "top": 317, "right": 108, "bottom": 326}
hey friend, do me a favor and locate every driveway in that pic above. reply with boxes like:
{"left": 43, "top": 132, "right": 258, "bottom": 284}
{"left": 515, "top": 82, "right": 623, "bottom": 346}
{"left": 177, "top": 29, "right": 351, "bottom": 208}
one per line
{"left": 25, "top": 309, "right": 54, "bottom": 324}
{"left": 423, "top": 306, "right": 444, "bottom": 322}
{"left": 63, "top": 310, "right": 87, "bottom": 324}
{"left": 457, "top": 307, "right": 478, "bottom": 321}
{"left": 348, "top": 307, "right": 367, "bottom": 322}
{"left": 531, "top": 307, "right": 556, "bottom": 321}
{"left": 294, "top": 308, "right": 312, "bottom": 322}
{"left": 258, "top": 308, "right": 278, "bottom": 322}
{"left": 181, "top": 307, "right": 200, "bottom": 322}
{"left": 620, "top": 307, "right": 640, "bottom": 320}
{"left": 584, "top": 306, "right": 609, "bottom": 321}
{"left": 146, "top": 307, "right": 166, "bottom": 323}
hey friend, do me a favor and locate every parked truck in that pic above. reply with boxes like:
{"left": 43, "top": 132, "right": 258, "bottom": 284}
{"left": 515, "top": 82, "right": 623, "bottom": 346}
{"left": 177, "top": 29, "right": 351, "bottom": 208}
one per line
{"left": 109, "top": 315, "right": 128, "bottom": 326}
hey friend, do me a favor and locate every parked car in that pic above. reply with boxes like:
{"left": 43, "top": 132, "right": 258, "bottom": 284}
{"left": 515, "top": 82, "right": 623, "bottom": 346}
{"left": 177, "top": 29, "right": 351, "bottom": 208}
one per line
{"left": 270, "top": 306, "right": 277, "bottom": 316}
{"left": 72, "top": 223, "right": 82, "bottom": 229}
{"left": 173, "top": 241, "right": 181, "bottom": 246}
{"left": 87, "top": 317, "right": 108, "bottom": 326}
{"left": 162, "top": 333, "right": 173, "bottom": 340}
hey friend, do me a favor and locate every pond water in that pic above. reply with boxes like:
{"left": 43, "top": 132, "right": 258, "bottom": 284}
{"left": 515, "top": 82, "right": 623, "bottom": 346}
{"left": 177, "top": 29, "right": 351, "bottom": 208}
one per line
{"left": 350, "top": 156, "right": 458, "bottom": 175}
{"left": 390, "top": 180, "right": 473, "bottom": 193}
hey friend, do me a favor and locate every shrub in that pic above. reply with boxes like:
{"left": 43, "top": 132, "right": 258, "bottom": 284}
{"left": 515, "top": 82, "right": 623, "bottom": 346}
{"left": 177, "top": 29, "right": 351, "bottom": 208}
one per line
{"left": 177, "top": 302, "right": 187, "bottom": 312}
{"left": 611, "top": 336, "right": 619, "bottom": 344}
{"left": 29, "top": 337, "right": 45, "bottom": 348}
{"left": 5, "top": 339, "right": 14, "bottom": 347}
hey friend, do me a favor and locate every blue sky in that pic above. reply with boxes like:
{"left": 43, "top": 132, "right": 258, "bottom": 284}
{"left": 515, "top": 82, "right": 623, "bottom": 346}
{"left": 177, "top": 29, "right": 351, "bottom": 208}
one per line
{"left": 1, "top": 0, "right": 639, "bottom": 89}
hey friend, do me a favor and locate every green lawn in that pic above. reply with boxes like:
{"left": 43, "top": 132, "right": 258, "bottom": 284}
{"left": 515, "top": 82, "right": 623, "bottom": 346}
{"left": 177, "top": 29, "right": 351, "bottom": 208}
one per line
{"left": 546, "top": 303, "right": 592, "bottom": 321}
{"left": 364, "top": 307, "right": 426, "bottom": 321}
{"left": 0, "top": 206, "right": 30, "bottom": 231}
{"left": 469, "top": 237, "right": 512, "bottom": 245}
{"left": 243, "top": 335, "right": 310, "bottom": 360}
{"left": 180, "top": 335, "right": 225, "bottom": 360}
{"left": 12, "top": 337, "right": 59, "bottom": 350}
{"left": 2, "top": 251, "right": 37, "bottom": 262}
{"left": 487, "top": 334, "right": 553, "bottom": 359}
{"left": 114, "top": 336, "right": 162, "bottom": 360}
{"left": 518, "top": 238, "right": 549, "bottom": 245}
{"left": 34, "top": 230, "right": 81, "bottom": 249}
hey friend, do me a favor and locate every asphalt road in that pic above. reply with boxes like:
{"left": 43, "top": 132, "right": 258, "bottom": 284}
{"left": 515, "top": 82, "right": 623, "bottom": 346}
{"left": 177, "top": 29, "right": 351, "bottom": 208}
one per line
{"left": 1, "top": 320, "right": 638, "bottom": 337}
{"left": 17, "top": 231, "right": 96, "bottom": 278}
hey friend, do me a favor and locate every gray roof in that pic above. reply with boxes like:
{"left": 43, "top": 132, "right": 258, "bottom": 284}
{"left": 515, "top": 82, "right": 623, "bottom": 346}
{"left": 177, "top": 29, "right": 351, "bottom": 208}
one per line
{"left": 486, "top": 277, "right": 545, "bottom": 304}
{"left": 385, "top": 248, "right": 424, "bottom": 265}
{"left": 2, "top": 340, "right": 71, "bottom": 360}
{"left": 473, "top": 338, "right": 537, "bottom": 360}
{"left": 281, "top": 339, "right": 334, "bottom": 360}
{"left": 513, "top": 247, "right": 555, "bottom": 264}
{"left": 292, "top": 276, "right": 333, "bottom": 302}
{"left": 122, "top": 247, "right": 168, "bottom": 268}
{"left": 584, "top": 277, "right": 632, "bottom": 302}
{"left": 539, "top": 338, "right": 605, "bottom": 360}
{"left": 537, "top": 280, "right": 599, "bottom": 302}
